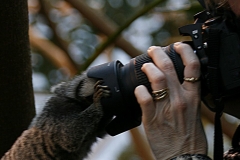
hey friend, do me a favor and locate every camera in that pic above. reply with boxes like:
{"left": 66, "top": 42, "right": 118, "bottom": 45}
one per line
{"left": 87, "top": 1, "right": 240, "bottom": 136}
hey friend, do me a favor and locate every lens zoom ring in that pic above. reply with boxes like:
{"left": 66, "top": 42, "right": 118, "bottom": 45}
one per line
{"left": 164, "top": 44, "right": 184, "bottom": 83}
{"left": 135, "top": 53, "right": 153, "bottom": 92}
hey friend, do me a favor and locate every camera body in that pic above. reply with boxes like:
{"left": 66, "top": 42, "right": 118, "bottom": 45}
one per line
{"left": 87, "top": 5, "right": 240, "bottom": 136}
{"left": 185, "top": 10, "right": 240, "bottom": 111}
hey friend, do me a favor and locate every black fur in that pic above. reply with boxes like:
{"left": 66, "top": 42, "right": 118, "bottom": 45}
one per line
{"left": 1, "top": 73, "right": 110, "bottom": 160}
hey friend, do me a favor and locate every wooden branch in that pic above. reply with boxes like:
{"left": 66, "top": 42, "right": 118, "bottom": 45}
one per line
{"left": 29, "top": 26, "right": 78, "bottom": 77}
{"left": 38, "top": 0, "right": 78, "bottom": 69}
{"left": 64, "top": 0, "right": 142, "bottom": 58}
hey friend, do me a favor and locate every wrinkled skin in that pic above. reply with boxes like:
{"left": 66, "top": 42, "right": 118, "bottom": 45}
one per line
{"left": 134, "top": 43, "right": 207, "bottom": 159}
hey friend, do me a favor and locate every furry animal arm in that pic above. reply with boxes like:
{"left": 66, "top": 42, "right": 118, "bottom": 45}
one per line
{"left": 1, "top": 73, "right": 111, "bottom": 160}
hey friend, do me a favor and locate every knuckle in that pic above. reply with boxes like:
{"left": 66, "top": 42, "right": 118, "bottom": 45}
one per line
{"left": 148, "top": 46, "right": 162, "bottom": 55}
{"left": 139, "top": 96, "right": 153, "bottom": 106}
{"left": 175, "top": 43, "right": 193, "bottom": 55}
{"left": 151, "top": 74, "right": 165, "bottom": 84}
{"left": 148, "top": 46, "right": 160, "bottom": 51}
{"left": 142, "top": 62, "right": 153, "bottom": 68}
{"left": 135, "top": 86, "right": 153, "bottom": 106}
{"left": 152, "top": 47, "right": 162, "bottom": 55}
{"left": 141, "top": 63, "right": 154, "bottom": 72}
{"left": 161, "top": 58, "right": 174, "bottom": 71}
{"left": 175, "top": 42, "right": 192, "bottom": 51}
{"left": 148, "top": 46, "right": 157, "bottom": 50}
{"left": 189, "top": 59, "right": 200, "bottom": 70}
{"left": 174, "top": 97, "right": 187, "bottom": 111}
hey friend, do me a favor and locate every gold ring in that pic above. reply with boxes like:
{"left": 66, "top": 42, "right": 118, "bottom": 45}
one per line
{"left": 152, "top": 88, "right": 168, "bottom": 101}
{"left": 183, "top": 77, "right": 200, "bottom": 83}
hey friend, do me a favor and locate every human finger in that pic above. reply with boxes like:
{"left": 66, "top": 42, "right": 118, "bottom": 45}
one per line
{"left": 174, "top": 42, "right": 201, "bottom": 91}
{"left": 147, "top": 46, "right": 180, "bottom": 94}
{"left": 134, "top": 85, "right": 155, "bottom": 122}
{"left": 141, "top": 62, "right": 168, "bottom": 92}
{"left": 141, "top": 62, "right": 169, "bottom": 103}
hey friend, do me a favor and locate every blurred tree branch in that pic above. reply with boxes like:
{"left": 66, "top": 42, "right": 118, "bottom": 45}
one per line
{"left": 67, "top": 0, "right": 166, "bottom": 71}
{"left": 29, "top": 26, "right": 78, "bottom": 77}
{"left": 39, "top": 0, "right": 78, "bottom": 70}
{"left": 64, "top": 0, "right": 143, "bottom": 69}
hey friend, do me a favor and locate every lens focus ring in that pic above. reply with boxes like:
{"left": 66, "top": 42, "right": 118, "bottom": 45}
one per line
{"left": 134, "top": 53, "right": 153, "bottom": 92}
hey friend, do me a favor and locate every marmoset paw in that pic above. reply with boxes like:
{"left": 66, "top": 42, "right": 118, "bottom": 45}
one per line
{"left": 93, "top": 80, "right": 111, "bottom": 104}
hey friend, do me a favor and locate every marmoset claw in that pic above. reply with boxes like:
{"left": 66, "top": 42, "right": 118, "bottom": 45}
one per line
{"left": 93, "top": 80, "right": 111, "bottom": 104}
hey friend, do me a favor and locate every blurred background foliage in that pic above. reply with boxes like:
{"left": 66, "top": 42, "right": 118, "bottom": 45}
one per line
{"left": 28, "top": 0, "right": 239, "bottom": 159}
{"left": 29, "top": 0, "right": 202, "bottom": 91}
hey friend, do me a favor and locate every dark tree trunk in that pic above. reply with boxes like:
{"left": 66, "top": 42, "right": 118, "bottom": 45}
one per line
{"left": 0, "top": 0, "right": 36, "bottom": 157}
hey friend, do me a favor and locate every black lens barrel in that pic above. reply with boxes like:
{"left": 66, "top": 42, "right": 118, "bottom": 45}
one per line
{"left": 87, "top": 44, "right": 185, "bottom": 135}
{"left": 133, "top": 45, "right": 184, "bottom": 90}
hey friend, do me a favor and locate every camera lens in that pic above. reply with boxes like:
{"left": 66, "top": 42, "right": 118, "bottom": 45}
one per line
{"left": 128, "top": 44, "right": 184, "bottom": 91}
{"left": 87, "top": 44, "right": 184, "bottom": 135}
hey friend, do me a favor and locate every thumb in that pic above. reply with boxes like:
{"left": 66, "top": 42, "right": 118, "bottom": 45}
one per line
{"left": 134, "top": 85, "right": 155, "bottom": 123}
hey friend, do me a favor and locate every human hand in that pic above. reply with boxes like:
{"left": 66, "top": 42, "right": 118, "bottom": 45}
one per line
{"left": 134, "top": 43, "right": 208, "bottom": 159}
